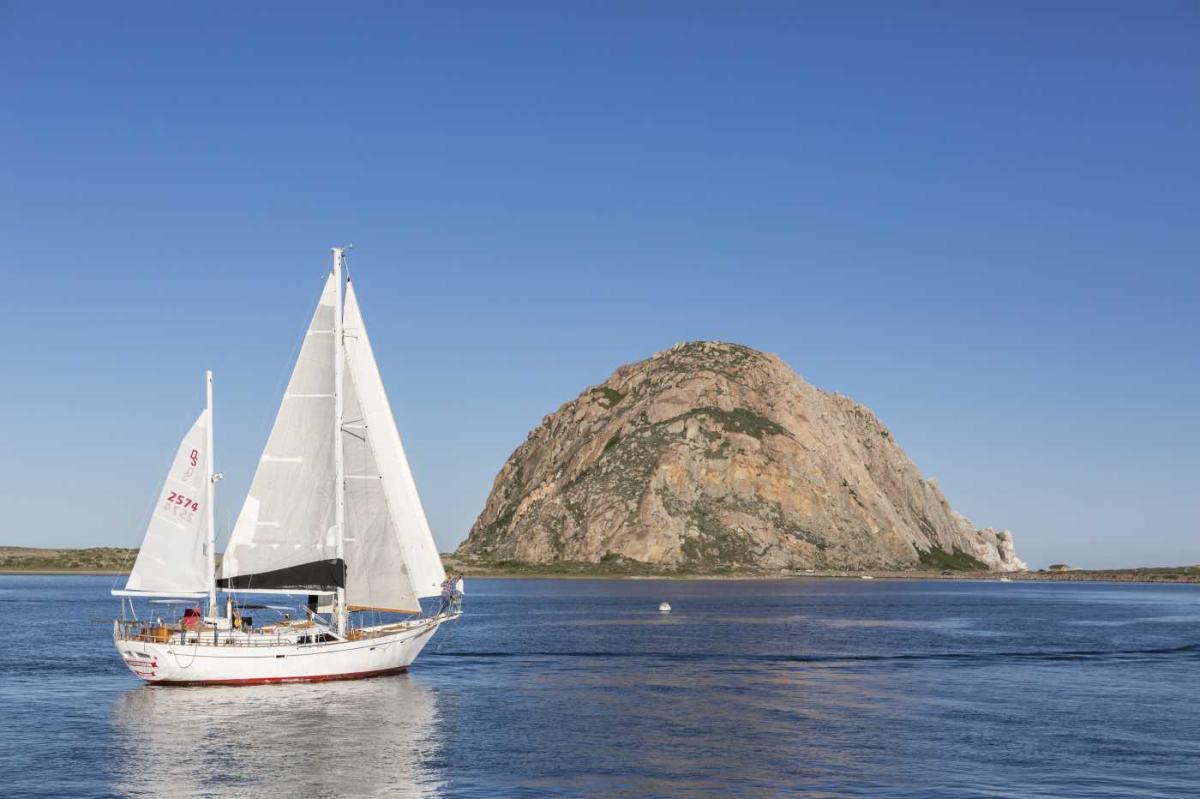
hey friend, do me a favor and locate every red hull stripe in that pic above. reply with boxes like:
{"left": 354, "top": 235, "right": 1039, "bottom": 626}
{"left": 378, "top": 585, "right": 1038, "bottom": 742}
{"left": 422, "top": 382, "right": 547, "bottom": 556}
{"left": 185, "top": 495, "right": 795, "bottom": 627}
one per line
{"left": 147, "top": 665, "right": 409, "bottom": 687}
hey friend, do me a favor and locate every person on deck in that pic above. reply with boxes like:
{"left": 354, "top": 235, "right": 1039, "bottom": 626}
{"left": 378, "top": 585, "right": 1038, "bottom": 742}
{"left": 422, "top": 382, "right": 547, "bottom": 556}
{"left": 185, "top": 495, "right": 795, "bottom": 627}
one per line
{"left": 453, "top": 574, "right": 465, "bottom": 611}
{"left": 438, "top": 574, "right": 463, "bottom": 615}
{"left": 181, "top": 606, "right": 203, "bottom": 630}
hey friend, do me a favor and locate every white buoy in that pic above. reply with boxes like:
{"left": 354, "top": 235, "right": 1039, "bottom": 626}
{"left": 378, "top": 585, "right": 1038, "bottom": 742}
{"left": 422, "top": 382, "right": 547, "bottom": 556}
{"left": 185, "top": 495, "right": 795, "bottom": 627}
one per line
{"left": 659, "top": 602, "right": 671, "bottom": 613}
{"left": 860, "top": 575, "right": 874, "bottom": 580}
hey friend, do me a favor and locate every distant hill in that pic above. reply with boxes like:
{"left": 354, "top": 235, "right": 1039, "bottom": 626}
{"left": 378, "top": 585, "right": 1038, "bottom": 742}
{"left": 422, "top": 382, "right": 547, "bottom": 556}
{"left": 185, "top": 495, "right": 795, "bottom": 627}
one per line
{"left": 0, "top": 546, "right": 137, "bottom": 572}
{"left": 457, "top": 341, "right": 1026, "bottom": 574}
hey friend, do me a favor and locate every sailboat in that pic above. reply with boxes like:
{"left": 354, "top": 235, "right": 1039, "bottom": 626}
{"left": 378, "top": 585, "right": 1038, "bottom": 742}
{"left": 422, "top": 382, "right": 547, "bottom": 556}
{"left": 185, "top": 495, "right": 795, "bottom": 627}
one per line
{"left": 112, "top": 248, "right": 459, "bottom": 685}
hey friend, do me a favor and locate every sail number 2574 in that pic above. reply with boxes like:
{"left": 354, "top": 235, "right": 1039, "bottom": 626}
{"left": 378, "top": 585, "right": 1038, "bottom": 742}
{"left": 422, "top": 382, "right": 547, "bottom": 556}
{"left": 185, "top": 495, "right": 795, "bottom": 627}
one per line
{"left": 166, "top": 492, "right": 200, "bottom": 512}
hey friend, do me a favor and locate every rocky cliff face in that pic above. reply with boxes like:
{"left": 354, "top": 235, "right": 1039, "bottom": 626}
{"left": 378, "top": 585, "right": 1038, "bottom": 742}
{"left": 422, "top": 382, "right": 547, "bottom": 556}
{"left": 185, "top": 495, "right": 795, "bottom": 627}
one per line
{"left": 458, "top": 342, "right": 1025, "bottom": 573}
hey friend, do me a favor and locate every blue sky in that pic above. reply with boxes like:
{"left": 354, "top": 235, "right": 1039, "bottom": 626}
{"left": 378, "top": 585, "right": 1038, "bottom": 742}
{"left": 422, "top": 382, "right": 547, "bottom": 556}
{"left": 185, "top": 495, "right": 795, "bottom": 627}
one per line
{"left": 1, "top": 3, "right": 1196, "bottom": 568}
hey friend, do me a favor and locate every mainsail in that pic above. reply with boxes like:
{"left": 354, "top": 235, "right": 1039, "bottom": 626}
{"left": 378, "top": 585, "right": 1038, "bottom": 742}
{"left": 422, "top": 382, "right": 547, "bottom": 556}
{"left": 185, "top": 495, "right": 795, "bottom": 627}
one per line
{"left": 220, "top": 274, "right": 340, "bottom": 590}
{"left": 123, "top": 411, "right": 211, "bottom": 596}
{"left": 220, "top": 267, "right": 444, "bottom": 609}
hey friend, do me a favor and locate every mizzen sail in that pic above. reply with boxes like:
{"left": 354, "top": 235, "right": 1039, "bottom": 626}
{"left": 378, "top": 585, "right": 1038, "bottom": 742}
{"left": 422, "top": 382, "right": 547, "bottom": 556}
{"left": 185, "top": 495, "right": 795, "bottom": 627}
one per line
{"left": 122, "top": 410, "right": 211, "bottom": 596}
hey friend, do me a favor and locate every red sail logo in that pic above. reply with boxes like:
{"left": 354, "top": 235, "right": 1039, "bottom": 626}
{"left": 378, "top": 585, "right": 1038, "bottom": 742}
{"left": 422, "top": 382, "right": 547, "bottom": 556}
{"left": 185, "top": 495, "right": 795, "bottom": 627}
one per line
{"left": 190, "top": 449, "right": 199, "bottom": 467}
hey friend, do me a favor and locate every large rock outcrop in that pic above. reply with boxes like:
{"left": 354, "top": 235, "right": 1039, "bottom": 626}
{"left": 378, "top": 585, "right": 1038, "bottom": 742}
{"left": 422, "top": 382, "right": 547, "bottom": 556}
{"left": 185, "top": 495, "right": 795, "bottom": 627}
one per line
{"left": 458, "top": 342, "right": 1025, "bottom": 573}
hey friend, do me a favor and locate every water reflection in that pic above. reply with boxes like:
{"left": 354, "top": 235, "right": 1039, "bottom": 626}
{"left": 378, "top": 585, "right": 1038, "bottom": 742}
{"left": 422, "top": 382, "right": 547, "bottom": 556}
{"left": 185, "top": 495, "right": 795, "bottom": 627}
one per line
{"left": 429, "top": 651, "right": 908, "bottom": 798}
{"left": 110, "top": 675, "right": 442, "bottom": 798}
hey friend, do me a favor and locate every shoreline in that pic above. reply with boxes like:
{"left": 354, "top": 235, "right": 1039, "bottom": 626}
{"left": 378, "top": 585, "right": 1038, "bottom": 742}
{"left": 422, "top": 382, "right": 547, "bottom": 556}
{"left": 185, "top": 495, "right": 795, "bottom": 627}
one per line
{"left": 4, "top": 567, "right": 1198, "bottom": 585}
{"left": 0, "top": 566, "right": 128, "bottom": 573}
{"left": 446, "top": 570, "right": 1200, "bottom": 584}
{"left": 3, "top": 547, "right": 1196, "bottom": 584}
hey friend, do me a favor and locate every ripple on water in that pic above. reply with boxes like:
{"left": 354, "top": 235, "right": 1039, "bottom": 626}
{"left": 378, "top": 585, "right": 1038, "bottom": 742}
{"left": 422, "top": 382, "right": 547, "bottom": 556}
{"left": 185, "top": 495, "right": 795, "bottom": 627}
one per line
{"left": 3, "top": 574, "right": 1199, "bottom": 798}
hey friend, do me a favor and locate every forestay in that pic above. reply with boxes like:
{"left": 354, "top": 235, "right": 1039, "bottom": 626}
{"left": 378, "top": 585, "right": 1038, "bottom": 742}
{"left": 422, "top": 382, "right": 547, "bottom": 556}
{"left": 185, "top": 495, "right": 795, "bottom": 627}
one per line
{"left": 122, "top": 410, "right": 211, "bottom": 595}
{"left": 342, "top": 280, "right": 446, "bottom": 605}
{"left": 220, "top": 274, "right": 339, "bottom": 588}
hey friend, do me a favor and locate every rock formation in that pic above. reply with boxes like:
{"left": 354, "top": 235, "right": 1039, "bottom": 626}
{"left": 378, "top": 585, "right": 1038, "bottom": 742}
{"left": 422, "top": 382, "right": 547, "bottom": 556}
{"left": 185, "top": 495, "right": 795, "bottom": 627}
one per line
{"left": 458, "top": 342, "right": 1025, "bottom": 573}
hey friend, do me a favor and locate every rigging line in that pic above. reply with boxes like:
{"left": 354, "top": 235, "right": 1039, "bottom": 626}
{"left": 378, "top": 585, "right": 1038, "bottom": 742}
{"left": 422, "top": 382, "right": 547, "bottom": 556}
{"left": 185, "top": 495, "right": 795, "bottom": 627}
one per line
{"left": 256, "top": 277, "right": 323, "bottom": 439}
{"left": 246, "top": 270, "right": 331, "bottom": 484}
{"left": 173, "top": 640, "right": 200, "bottom": 670}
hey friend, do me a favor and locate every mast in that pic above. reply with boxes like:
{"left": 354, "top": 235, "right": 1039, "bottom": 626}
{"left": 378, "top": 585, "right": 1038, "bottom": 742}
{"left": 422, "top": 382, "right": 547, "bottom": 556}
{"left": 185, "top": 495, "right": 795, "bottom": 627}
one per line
{"left": 332, "top": 247, "right": 348, "bottom": 635}
{"left": 205, "top": 369, "right": 218, "bottom": 618}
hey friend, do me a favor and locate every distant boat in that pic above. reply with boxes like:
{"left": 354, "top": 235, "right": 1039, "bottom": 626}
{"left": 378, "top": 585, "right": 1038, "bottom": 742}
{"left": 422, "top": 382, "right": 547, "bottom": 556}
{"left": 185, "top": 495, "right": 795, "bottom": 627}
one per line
{"left": 112, "top": 248, "right": 459, "bottom": 685}
{"left": 659, "top": 602, "right": 672, "bottom": 613}
{"left": 860, "top": 575, "right": 874, "bottom": 580}
{"left": 999, "top": 577, "right": 1012, "bottom": 583}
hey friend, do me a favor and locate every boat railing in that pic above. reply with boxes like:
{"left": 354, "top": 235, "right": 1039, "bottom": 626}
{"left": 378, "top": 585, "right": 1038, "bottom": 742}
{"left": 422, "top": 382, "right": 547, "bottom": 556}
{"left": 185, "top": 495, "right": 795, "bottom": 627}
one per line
{"left": 113, "top": 619, "right": 326, "bottom": 648}
{"left": 112, "top": 617, "right": 439, "bottom": 648}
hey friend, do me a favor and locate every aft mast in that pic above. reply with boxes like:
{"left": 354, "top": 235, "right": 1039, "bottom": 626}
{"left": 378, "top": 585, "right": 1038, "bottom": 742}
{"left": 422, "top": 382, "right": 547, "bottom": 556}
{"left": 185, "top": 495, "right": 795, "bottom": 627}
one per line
{"left": 332, "top": 247, "right": 348, "bottom": 636}
{"left": 205, "top": 370, "right": 218, "bottom": 619}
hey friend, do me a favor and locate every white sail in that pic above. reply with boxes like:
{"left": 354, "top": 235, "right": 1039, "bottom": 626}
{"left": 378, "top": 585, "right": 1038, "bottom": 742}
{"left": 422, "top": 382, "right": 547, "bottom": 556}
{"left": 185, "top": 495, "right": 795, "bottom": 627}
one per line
{"left": 113, "top": 251, "right": 460, "bottom": 688}
{"left": 221, "top": 274, "right": 339, "bottom": 585}
{"left": 342, "top": 358, "right": 422, "bottom": 612}
{"left": 343, "top": 280, "right": 446, "bottom": 599}
{"left": 123, "top": 410, "right": 211, "bottom": 596}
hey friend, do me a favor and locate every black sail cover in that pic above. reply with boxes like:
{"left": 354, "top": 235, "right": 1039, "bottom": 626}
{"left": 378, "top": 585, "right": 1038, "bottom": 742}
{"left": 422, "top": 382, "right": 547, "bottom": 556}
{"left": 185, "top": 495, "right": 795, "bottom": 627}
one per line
{"left": 216, "top": 558, "right": 346, "bottom": 591}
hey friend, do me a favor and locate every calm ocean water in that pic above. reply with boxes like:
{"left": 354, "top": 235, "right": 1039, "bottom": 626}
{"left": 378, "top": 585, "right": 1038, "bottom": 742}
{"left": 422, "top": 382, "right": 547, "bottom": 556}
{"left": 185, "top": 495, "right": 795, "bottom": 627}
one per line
{"left": 1, "top": 575, "right": 1198, "bottom": 798}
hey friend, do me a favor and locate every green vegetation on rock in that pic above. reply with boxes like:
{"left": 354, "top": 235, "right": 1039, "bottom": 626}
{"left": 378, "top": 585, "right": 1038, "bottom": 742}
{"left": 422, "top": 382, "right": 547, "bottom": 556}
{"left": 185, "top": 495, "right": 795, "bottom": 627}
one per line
{"left": 916, "top": 545, "right": 988, "bottom": 571}
{"left": 592, "top": 386, "right": 626, "bottom": 408}
{"left": 672, "top": 406, "right": 787, "bottom": 439}
{"left": 678, "top": 501, "right": 756, "bottom": 570}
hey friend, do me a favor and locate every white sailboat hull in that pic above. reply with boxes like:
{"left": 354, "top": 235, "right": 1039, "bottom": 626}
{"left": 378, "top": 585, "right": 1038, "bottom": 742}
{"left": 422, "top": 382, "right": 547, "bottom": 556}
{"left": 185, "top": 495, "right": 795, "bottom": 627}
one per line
{"left": 114, "top": 617, "right": 448, "bottom": 686}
